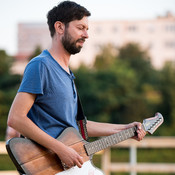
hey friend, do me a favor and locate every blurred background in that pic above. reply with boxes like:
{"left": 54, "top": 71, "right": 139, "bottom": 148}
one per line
{"left": 0, "top": 0, "right": 175, "bottom": 174}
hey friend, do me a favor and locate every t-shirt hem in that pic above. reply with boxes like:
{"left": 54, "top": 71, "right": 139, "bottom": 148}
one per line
{"left": 18, "top": 88, "right": 43, "bottom": 95}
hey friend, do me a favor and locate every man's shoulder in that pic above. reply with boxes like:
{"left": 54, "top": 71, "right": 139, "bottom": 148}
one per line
{"left": 28, "top": 50, "right": 51, "bottom": 67}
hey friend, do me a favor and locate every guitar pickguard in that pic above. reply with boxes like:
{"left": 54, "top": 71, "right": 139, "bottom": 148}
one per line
{"left": 55, "top": 160, "right": 103, "bottom": 175}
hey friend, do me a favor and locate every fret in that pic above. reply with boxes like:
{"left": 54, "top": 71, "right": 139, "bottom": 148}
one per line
{"left": 121, "top": 131, "right": 126, "bottom": 140}
{"left": 128, "top": 128, "right": 132, "bottom": 137}
{"left": 124, "top": 129, "right": 128, "bottom": 139}
{"left": 101, "top": 139, "right": 105, "bottom": 150}
{"left": 103, "top": 138, "right": 108, "bottom": 149}
{"left": 121, "top": 131, "right": 125, "bottom": 141}
{"left": 110, "top": 135, "right": 116, "bottom": 145}
{"left": 90, "top": 142, "right": 95, "bottom": 154}
{"left": 91, "top": 142, "right": 95, "bottom": 153}
{"left": 85, "top": 144, "right": 91, "bottom": 155}
{"left": 118, "top": 132, "right": 123, "bottom": 142}
{"left": 112, "top": 135, "right": 117, "bottom": 145}
{"left": 106, "top": 136, "right": 112, "bottom": 147}
{"left": 94, "top": 141, "right": 99, "bottom": 153}
{"left": 91, "top": 142, "right": 96, "bottom": 154}
{"left": 128, "top": 128, "right": 133, "bottom": 137}
{"left": 101, "top": 138, "right": 106, "bottom": 149}
{"left": 128, "top": 127, "right": 133, "bottom": 137}
{"left": 105, "top": 137, "right": 111, "bottom": 147}
{"left": 121, "top": 130, "right": 126, "bottom": 140}
{"left": 87, "top": 144, "right": 93, "bottom": 155}
{"left": 101, "top": 138, "right": 106, "bottom": 150}
{"left": 104, "top": 137, "right": 109, "bottom": 148}
{"left": 111, "top": 135, "right": 115, "bottom": 145}
{"left": 108, "top": 135, "right": 113, "bottom": 146}
{"left": 124, "top": 129, "right": 130, "bottom": 139}
{"left": 116, "top": 133, "right": 120, "bottom": 143}
{"left": 100, "top": 139, "right": 104, "bottom": 151}
{"left": 98, "top": 140, "right": 103, "bottom": 151}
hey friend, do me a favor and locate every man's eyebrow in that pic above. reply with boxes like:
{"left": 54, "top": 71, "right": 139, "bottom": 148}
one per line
{"left": 77, "top": 24, "right": 89, "bottom": 30}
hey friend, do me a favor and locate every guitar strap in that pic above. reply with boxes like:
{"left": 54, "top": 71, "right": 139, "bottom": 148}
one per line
{"left": 76, "top": 93, "right": 89, "bottom": 141}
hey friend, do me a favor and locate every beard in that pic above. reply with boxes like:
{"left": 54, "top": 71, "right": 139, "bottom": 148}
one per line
{"left": 61, "top": 28, "right": 85, "bottom": 55}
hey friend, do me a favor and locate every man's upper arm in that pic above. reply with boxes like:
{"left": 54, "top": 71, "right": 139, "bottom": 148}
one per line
{"left": 9, "top": 92, "right": 36, "bottom": 118}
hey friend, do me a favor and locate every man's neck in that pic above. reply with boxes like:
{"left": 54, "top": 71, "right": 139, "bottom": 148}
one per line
{"left": 48, "top": 42, "right": 71, "bottom": 74}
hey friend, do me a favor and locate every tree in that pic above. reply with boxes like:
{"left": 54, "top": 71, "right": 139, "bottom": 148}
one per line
{"left": 0, "top": 50, "right": 12, "bottom": 75}
{"left": 157, "top": 61, "right": 175, "bottom": 135}
{"left": 28, "top": 46, "right": 42, "bottom": 61}
{"left": 118, "top": 43, "right": 156, "bottom": 85}
{"left": 0, "top": 50, "right": 21, "bottom": 140}
{"left": 75, "top": 43, "right": 155, "bottom": 125}
{"left": 94, "top": 44, "right": 117, "bottom": 70}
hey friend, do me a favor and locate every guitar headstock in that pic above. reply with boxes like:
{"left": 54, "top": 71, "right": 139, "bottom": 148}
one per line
{"left": 142, "top": 112, "right": 164, "bottom": 134}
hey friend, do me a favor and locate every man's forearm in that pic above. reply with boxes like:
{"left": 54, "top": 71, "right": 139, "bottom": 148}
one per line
{"left": 86, "top": 120, "right": 130, "bottom": 137}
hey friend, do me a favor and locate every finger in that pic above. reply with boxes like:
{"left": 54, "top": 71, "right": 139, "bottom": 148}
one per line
{"left": 76, "top": 161, "right": 82, "bottom": 168}
{"left": 75, "top": 156, "right": 83, "bottom": 168}
{"left": 137, "top": 122, "right": 142, "bottom": 130}
{"left": 137, "top": 130, "right": 143, "bottom": 141}
{"left": 139, "top": 129, "right": 146, "bottom": 140}
{"left": 78, "top": 156, "right": 84, "bottom": 164}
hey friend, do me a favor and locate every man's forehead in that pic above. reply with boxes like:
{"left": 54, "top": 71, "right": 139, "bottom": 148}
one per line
{"left": 70, "top": 17, "right": 89, "bottom": 27}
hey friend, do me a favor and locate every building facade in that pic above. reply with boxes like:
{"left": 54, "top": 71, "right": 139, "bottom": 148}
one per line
{"left": 17, "top": 12, "right": 175, "bottom": 69}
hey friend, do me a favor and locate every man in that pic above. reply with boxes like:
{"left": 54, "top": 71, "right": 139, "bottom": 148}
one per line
{"left": 7, "top": 0, "right": 146, "bottom": 172}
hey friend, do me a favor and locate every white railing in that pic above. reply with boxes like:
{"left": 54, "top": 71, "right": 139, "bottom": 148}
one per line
{"left": 102, "top": 137, "right": 175, "bottom": 175}
{"left": 1, "top": 137, "right": 175, "bottom": 175}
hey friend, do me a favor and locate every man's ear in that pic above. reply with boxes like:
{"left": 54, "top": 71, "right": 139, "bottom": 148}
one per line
{"left": 54, "top": 21, "right": 65, "bottom": 34}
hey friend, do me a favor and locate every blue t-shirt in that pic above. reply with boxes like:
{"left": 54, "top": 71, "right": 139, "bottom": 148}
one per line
{"left": 18, "top": 50, "right": 78, "bottom": 138}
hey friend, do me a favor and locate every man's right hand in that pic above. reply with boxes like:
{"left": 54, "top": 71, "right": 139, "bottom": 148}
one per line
{"left": 55, "top": 144, "right": 84, "bottom": 169}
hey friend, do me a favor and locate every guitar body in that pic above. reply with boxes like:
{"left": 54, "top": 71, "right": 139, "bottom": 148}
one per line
{"left": 6, "top": 127, "right": 103, "bottom": 175}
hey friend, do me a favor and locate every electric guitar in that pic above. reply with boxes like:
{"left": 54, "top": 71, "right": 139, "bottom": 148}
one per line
{"left": 6, "top": 112, "right": 163, "bottom": 175}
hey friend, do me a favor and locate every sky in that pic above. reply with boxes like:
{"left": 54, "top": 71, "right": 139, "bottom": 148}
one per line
{"left": 0, "top": 0, "right": 175, "bottom": 55}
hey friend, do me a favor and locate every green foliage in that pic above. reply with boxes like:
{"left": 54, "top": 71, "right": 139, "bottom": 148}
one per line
{"left": 118, "top": 43, "right": 156, "bottom": 87}
{"left": 0, "top": 50, "right": 12, "bottom": 75}
{"left": 0, "top": 50, "right": 21, "bottom": 140}
{"left": 28, "top": 46, "right": 42, "bottom": 61}
{"left": 157, "top": 62, "right": 175, "bottom": 135}
{"left": 94, "top": 44, "right": 116, "bottom": 70}
{"left": 74, "top": 43, "right": 174, "bottom": 135}
{"left": 75, "top": 43, "right": 156, "bottom": 125}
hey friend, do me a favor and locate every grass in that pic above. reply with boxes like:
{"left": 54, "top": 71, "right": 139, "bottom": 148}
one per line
{"left": 0, "top": 155, "right": 16, "bottom": 170}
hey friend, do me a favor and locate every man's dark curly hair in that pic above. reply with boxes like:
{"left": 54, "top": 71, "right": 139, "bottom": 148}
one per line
{"left": 47, "top": 1, "right": 91, "bottom": 37}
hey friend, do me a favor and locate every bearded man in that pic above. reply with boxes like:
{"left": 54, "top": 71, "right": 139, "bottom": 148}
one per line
{"left": 7, "top": 1, "right": 146, "bottom": 173}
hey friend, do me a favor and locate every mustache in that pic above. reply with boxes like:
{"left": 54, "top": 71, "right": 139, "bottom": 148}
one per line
{"left": 77, "top": 38, "right": 86, "bottom": 42}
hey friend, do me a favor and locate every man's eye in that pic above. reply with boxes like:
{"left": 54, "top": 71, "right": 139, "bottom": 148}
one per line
{"left": 78, "top": 26, "right": 84, "bottom": 30}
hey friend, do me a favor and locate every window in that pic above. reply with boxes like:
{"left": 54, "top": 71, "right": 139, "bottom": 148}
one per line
{"left": 165, "top": 24, "right": 175, "bottom": 32}
{"left": 128, "top": 25, "right": 137, "bottom": 32}
{"left": 165, "top": 41, "right": 175, "bottom": 48}
{"left": 112, "top": 26, "right": 118, "bottom": 33}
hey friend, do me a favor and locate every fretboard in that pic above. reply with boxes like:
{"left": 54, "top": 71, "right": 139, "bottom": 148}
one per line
{"left": 84, "top": 126, "right": 137, "bottom": 156}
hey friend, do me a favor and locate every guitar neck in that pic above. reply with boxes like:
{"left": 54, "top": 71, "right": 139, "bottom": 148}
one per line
{"left": 84, "top": 126, "right": 137, "bottom": 156}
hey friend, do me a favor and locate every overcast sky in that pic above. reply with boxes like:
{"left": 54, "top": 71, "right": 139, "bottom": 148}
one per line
{"left": 0, "top": 0, "right": 175, "bottom": 55}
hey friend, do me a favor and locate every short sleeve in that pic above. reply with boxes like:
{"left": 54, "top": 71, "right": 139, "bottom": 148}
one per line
{"left": 18, "top": 61, "right": 45, "bottom": 95}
